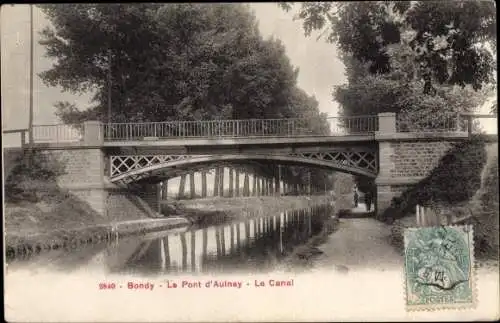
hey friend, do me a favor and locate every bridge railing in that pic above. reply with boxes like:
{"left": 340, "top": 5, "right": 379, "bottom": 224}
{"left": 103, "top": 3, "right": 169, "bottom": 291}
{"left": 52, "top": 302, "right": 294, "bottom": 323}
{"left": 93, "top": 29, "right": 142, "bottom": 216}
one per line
{"left": 396, "top": 113, "right": 497, "bottom": 134}
{"left": 103, "top": 115, "right": 378, "bottom": 141}
{"left": 396, "top": 113, "right": 462, "bottom": 132}
{"left": 32, "top": 124, "right": 83, "bottom": 143}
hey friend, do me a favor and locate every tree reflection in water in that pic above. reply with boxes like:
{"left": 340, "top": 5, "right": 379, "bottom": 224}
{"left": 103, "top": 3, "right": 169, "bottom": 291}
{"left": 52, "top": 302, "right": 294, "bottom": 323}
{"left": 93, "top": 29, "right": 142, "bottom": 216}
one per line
{"left": 104, "top": 205, "right": 334, "bottom": 276}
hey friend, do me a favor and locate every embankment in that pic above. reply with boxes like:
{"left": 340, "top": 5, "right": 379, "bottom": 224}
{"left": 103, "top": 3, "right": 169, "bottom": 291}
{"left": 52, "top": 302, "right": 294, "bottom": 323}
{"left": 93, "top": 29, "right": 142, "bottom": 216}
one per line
{"left": 388, "top": 143, "right": 499, "bottom": 262}
{"left": 5, "top": 194, "right": 331, "bottom": 261}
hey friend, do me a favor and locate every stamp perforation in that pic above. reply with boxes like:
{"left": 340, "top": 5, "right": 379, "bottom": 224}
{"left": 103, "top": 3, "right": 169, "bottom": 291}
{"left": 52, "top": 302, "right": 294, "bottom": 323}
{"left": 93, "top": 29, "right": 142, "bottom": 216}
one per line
{"left": 404, "top": 224, "right": 477, "bottom": 312}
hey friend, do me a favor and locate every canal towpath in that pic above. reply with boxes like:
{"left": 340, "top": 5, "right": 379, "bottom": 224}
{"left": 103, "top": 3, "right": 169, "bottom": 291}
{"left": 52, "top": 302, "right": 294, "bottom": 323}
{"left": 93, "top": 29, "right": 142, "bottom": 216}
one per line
{"left": 312, "top": 217, "right": 404, "bottom": 271}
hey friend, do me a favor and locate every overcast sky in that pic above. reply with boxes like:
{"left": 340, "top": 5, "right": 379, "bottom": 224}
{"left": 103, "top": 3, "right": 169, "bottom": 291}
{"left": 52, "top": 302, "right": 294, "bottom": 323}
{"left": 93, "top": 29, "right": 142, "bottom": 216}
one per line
{"left": 1, "top": 3, "right": 496, "bottom": 147}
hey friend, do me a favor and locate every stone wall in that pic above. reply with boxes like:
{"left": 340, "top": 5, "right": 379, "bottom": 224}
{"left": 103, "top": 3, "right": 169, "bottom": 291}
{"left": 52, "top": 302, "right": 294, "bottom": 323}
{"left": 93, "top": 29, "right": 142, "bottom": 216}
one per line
{"left": 391, "top": 141, "right": 454, "bottom": 177}
{"left": 106, "top": 189, "right": 157, "bottom": 220}
{"left": 39, "top": 148, "right": 107, "bottom": 215}
{"left": 376, "top": 139, "right": 459, "bottom": 215}
{"left": 37, "top": 148, "right": 159, "bottom": 219}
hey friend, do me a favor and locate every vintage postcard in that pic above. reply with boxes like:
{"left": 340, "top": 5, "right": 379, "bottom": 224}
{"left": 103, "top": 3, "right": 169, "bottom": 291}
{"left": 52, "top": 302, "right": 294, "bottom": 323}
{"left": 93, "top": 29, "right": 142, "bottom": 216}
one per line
{"left": 2, "top": 2, "right": 499, "bottom": 322}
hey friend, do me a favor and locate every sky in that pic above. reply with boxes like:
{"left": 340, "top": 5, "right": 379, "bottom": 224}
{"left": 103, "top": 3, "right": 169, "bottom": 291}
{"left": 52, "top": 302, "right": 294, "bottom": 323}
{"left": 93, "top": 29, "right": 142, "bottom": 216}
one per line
{"left": 1, "top": 3, "right": 496, "bottom": 147}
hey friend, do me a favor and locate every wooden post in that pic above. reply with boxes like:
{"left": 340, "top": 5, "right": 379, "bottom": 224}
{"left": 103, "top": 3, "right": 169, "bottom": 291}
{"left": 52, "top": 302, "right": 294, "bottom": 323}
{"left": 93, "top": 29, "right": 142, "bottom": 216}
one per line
{"left": 421, "top": 206, "right": 426, "bottom": 227}
{"left": 189, "top": 172, "right": 195, "bottom": 199}
{"left": 201, "top": 171, "right": 207, "bottom": 198}
{"left": 416, "top": 204, "right": 421, "bottom": 227}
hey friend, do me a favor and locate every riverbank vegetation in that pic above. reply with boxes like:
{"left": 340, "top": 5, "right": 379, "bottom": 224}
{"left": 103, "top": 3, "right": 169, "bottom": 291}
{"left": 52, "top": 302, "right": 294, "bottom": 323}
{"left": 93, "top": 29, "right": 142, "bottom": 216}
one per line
{"left": 6, "top": 4, "right": 339, "bottom": 248}
{"left": 281, "top": 2, "right": 498, "bottom": 260}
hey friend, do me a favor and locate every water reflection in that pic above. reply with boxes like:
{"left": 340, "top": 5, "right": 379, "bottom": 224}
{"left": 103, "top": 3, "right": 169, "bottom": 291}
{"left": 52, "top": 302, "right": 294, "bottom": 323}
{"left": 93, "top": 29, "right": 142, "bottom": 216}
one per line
{"left": 7, "top": 206, "right": 335, "bottom": 276}
{"left": 109, "top": 205, "right": 332, "bottom": 275}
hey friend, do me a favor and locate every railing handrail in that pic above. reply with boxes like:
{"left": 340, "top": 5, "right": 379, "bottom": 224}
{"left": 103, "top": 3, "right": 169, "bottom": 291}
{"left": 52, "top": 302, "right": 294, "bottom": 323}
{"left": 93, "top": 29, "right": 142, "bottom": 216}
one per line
{"left": 459, "top": 113, "right": 497, "bottom": 118}
{"left": 102, "top": 115, "right": 377, "bottom": 125}
{"left": 32, "top": 123, "right": 82, "bottom": 127}
{"left": 2, "top": 128, "right": 28, "bottom": 134}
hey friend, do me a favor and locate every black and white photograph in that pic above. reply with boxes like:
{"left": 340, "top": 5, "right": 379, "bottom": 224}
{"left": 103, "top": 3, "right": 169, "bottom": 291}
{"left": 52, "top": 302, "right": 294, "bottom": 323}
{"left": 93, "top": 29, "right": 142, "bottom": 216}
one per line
{"left": 2, "top": 2, "right": 498, "bottom": 321}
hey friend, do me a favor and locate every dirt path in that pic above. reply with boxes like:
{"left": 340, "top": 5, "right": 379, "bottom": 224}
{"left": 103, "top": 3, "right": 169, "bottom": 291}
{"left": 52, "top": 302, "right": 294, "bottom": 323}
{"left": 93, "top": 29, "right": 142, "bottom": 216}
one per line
{"left": 313, "top": 218, "right": 403, "bottom": 271}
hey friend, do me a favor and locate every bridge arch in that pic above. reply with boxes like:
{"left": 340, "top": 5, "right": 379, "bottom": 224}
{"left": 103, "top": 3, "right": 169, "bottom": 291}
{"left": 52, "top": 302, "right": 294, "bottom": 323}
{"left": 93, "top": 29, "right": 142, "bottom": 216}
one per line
{"left": 109, "top": 153, "right": 377, "bottom": 185}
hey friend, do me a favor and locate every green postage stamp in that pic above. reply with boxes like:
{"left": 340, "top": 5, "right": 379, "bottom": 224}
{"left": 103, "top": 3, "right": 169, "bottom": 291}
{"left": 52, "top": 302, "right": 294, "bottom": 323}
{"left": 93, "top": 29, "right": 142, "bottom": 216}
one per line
{"left": 404, "top": 225, "right": 476, "bottom": 311}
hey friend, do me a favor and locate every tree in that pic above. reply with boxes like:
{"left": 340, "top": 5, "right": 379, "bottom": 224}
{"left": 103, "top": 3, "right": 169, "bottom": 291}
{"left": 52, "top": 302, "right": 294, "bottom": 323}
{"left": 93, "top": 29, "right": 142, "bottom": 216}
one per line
{"left": 39, "top": 4, "right": 301, "bottom": 123}
{"left": 280, "top": 1, "right": 496, "bottom": 94}
{"left": 280, "top": 1, "right": 496, "bottom": 196}
{"left": 40, "top": 4, "right": 334, "bottom": 193}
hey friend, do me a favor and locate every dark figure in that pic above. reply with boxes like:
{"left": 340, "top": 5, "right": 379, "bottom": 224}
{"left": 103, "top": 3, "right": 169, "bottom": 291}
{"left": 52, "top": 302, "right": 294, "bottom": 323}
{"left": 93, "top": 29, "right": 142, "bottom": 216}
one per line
{"left": 354, "top": 190, "right": 359, "bottom": 208}
{"left": 365, "top": 191, "right": 373, "bottom": 211}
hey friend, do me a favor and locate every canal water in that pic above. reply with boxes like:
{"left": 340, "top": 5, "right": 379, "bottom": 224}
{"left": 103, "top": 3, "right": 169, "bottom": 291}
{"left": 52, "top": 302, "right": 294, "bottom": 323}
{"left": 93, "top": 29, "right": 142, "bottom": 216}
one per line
{"left": 6, "top": 205, "right": 337, "bottom": 275}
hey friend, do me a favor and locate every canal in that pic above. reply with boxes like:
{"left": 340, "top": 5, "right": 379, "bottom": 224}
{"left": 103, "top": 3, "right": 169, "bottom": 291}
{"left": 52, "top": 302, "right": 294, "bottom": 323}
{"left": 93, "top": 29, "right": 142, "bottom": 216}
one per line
{"left": 6, "top": 205, "right": 337, "bottom": 275}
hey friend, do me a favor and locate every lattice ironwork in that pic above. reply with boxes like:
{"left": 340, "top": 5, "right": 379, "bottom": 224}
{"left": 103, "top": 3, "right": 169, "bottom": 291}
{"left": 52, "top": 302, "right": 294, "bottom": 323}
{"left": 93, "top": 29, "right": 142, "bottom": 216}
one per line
{"left": 110, "top": 155, "right": 194, "bottom": 177}
{"left": 288, "top": 151, "right": 377, "bottom": 173}
{"left": 109, "top": 151, "right": 378, "bottom": 184}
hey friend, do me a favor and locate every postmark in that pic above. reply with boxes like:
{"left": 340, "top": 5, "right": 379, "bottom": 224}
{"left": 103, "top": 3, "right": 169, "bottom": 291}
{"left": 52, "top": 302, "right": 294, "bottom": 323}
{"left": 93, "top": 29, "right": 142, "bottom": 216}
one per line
{"left": 404, "top": 225, "right": 476, "bottom": 311}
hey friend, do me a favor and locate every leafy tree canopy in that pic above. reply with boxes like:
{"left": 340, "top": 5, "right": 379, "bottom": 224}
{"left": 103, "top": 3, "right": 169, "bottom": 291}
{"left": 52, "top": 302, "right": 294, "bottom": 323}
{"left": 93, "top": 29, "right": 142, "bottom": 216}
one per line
{"left": 280, "top": 1, "right": 496, "bottom": 94}
{"left": 39, "top": 4, "right": 304, "bottom": 122}
{"left": 39, "top": 3, "right": 333, "bottom": 188}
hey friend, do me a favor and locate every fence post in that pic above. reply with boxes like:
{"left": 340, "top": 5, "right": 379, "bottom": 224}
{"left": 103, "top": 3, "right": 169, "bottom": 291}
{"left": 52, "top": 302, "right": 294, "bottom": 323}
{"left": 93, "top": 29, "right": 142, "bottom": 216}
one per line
{"left": 377, "top": 112, "right": 396, "bottom": 134}
{"left": 83, "top": 121, "right": 104, "bottom": 146}
{"left": 416, "top": 204, "right": 420, "bottom": 227}
{"left": 21, "top": 131, "right": 26, "bottom": 147}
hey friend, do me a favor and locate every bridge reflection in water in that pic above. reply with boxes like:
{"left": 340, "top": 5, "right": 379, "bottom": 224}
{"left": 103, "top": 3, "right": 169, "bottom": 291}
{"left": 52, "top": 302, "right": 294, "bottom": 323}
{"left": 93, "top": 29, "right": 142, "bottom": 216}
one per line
{"left": 105, "top": 206, "right": 332, "bottom": 275}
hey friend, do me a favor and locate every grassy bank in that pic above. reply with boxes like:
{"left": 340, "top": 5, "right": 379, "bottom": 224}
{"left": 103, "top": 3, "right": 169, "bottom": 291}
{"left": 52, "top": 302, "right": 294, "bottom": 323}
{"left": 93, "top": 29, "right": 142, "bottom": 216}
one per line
{"left": 5, "top": 193, "right": 331, "bottom": 261}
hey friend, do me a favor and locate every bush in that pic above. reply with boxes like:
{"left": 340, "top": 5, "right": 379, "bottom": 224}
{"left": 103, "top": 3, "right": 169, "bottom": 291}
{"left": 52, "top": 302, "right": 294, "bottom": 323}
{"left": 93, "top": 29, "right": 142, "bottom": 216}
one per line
{"left": 5, "top": 150, "right": 66, "bottom": 203}
{"left": 474, "top": 155, "right": 499, "bottom": 259}
{"left": 381, "top": 137, "right": 487, "bottom": 221}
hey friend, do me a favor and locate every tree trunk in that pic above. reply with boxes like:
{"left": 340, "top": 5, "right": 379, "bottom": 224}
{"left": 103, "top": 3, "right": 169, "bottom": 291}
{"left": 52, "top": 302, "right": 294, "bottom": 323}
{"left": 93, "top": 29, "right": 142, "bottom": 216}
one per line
{"left": 235, "top": 170, "right": 240, "bottom": 197}
{"left": 229, "top": 168, "right": 234, "bottom": 197}
{"left": 252, "top": 172, "right": 257, "bottom": 196}
{"left": 162, "top": 180, "right": 168, "bottom": 201}
{"left": 201, "top": 171, "right": 207, "bottom": 198}
{"left": 213, "top": 167, "right": 220, "bottom": 197}
{"left": 244, "top": 172, "right": 250, "bottom": 196}
{"left": 219, "top": 166, "right": 225, "bottom": 197}
{"left": 178, "top": 174, "right": 186, "bottom": 199}
{"left": 189, "top": 172, "right": 195, "bottom": 199}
